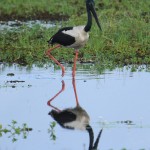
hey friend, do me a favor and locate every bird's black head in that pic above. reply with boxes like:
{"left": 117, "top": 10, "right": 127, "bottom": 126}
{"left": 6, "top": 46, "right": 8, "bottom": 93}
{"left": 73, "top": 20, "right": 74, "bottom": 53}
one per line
{"left": 86, "top": 0, "right": 102, "bottom": 31}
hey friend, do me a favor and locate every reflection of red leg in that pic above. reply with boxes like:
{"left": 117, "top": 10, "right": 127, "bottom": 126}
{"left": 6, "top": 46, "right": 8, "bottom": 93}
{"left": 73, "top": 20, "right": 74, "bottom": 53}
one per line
{"left": 46, "top": 44, "right": 65, "bottom": 77}
{"left": 72, "top": 77, "right": 79, "bottom": 106}
{"left": 47, "top": 80, "right": 65, "bottom": 112}
{"left": 72, "top": 50, "right": 79, "bottom": 77}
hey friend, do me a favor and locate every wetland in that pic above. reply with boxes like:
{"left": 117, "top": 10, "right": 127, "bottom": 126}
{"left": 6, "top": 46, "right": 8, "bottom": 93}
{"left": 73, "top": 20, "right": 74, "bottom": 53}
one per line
{"left": 0, "top": 0, "right": 150, "bottom": 149}
{"left": 0, "top": 0, "right": 150, "bottom": 67}
{"left": 0, "top": 63, "right": 150, "bottom": 150}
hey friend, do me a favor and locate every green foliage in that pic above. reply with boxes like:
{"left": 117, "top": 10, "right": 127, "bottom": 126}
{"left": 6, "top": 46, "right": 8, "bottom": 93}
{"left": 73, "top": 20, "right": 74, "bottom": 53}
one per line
{"left": 48, "top": 121, "right": 57, "bottom": 141}
{"left": 0, "top": 120, "right": 32, "bottom": 142}
{"left": 0, "top": 0, "right": 150, "bottom": 71}
{"left": 0, "top": 0, "right": 84, "bottom": 20}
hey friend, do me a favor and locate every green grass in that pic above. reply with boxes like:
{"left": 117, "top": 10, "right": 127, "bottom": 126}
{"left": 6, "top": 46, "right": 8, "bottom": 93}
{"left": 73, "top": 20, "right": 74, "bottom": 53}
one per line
{"left": 0, "top": 0, "right": 150, "bottom": 71}
{"left": 0, "top": 0, "right": 84, "bottom": 20}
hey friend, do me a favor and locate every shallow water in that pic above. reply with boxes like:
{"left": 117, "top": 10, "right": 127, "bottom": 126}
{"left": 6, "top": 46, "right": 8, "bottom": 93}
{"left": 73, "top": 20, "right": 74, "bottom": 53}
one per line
{"left": 0, "top": 20, "right": 55, "bottom": 31}
{"left": 0, "top": 63, "right": 150, "bottom": 150}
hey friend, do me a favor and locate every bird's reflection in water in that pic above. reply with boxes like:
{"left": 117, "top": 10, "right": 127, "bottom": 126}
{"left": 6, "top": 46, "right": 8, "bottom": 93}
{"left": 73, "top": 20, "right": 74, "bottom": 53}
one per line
{"left": 47, "top": 78, "right": 103, "bottom": 150}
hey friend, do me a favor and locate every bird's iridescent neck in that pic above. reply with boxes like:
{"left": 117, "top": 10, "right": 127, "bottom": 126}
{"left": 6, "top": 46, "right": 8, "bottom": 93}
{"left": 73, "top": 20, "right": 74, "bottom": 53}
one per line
{"left": 84, "top": 4, "right": 92, "bottom": 32}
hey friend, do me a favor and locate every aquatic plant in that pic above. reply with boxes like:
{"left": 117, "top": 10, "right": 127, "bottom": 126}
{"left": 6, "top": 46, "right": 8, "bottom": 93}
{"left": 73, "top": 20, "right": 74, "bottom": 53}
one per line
{"left": 0, "top": 120, "right": 32, "bottom": 142}
{"left": 48, "top": 121, "right": 57, "bottom": 141}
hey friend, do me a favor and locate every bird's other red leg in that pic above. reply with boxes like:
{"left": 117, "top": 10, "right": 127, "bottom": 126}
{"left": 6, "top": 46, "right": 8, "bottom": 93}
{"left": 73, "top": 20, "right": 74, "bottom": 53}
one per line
{"left": 46, "top": 44, "right": 65, "bottom": 77}
{"left": 72, "top": 77, "right": 79, "bottom": 106}
{"left": 47, "top": 80, "right": 65, "bottom": 112}
{"left": 72, "top": 50, "right": 79, "bottom": 77}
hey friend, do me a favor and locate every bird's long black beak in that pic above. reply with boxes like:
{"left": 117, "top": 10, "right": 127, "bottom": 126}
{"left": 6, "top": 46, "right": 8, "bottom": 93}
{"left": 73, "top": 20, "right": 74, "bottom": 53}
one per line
{"left": 93, "top": 129, "right": 103, "bottom": 149}
{"left": 90, "top": 4, "right": 102, "bottom": 31}
{"left": 86, "top": 125, "right": 103, "bottom": 150}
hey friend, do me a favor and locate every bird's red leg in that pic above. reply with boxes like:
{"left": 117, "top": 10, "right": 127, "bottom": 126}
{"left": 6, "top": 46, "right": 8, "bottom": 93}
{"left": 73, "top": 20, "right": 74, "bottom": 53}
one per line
{"left": 46, "top": 44, "right": 65, "bottom": 77}
{"left": 72, "top": 77, "right": 79, "bottom": 106}
{"left": 47, "top": 80, "right": 65, "bottom": 112}
{"left": 72, "top": 50, "right": 79, "bottom": 77}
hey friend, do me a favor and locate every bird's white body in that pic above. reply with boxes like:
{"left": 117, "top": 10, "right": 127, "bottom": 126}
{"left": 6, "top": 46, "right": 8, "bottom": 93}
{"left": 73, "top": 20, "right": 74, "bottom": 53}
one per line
{"left": 64, "top": 116, "right": 89, "bottom": 130}
{"left": 63, "top": 106, "right": 90, "bottom": 130}
{"left": 62, "top": 26, "right": 89, "bottom": 49}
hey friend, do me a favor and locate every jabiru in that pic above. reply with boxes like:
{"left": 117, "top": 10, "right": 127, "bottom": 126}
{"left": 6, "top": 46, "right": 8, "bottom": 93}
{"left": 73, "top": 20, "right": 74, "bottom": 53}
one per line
{"left": 47, "top": 79, "right": 103, "bottom": 150}
{"left": 46, "top": 0, "right": 102, "bottom": 77}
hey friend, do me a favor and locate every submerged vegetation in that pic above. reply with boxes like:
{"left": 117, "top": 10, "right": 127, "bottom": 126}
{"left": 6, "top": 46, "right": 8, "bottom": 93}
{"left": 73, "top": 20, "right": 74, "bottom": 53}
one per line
{"left": 0, "top": 0, "right": 150, "bottom": 71}
{"left": 48, "top": 121, "right": 57, "bottom": 141}
{"left": 0, "top": 120, "right": 32, "bottom": 142}
{"left": 0, "top": 120, "right": 57, "bottom": 142}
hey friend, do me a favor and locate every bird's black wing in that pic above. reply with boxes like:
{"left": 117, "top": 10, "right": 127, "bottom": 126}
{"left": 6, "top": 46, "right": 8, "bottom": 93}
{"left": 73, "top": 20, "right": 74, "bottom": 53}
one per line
{"left": 50, "top": 110, "right": 76, "bottom": 124}
{"left": 57, "top": 27, "right": 73, "bottom": 33}
{"left": 48, "top": 27, "right": 75, "bottom": 46}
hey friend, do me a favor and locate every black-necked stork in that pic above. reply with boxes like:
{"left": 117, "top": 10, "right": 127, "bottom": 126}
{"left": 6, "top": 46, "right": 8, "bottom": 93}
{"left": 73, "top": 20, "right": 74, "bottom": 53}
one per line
{"left": 47, "top": 79, "right": 103, "bottom": 150}
{"left": 46, "top": 0, "right": 102, "bottom": 77}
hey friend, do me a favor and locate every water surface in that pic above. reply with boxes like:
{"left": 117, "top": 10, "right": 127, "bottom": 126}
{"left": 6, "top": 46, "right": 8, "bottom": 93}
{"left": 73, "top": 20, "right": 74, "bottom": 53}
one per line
{"left": 0, "top": 20, "right": 55, "bottom": 31}
{"left": 0, "top": 63, "right": 150, "bottom": 150}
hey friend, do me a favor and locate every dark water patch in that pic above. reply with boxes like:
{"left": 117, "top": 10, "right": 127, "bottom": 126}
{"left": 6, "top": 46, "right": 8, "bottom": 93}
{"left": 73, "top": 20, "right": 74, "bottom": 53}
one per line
{"left": 7, "top": 73, "right": 15, "bottom": 76}
{"left": 120, "top": 120, "right": 133, "bottom": 125}
{"left": 6, "top": 80, "right": 25, "bottom": 83}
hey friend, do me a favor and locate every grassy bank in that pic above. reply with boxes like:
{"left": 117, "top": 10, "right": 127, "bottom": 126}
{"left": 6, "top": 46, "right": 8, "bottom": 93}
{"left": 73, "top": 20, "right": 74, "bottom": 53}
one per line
{"left": 0, "top": 0, "right": 84, "bottom": 21}
{"left": 0, "top": 0, "right": 150, "bottom": 71}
